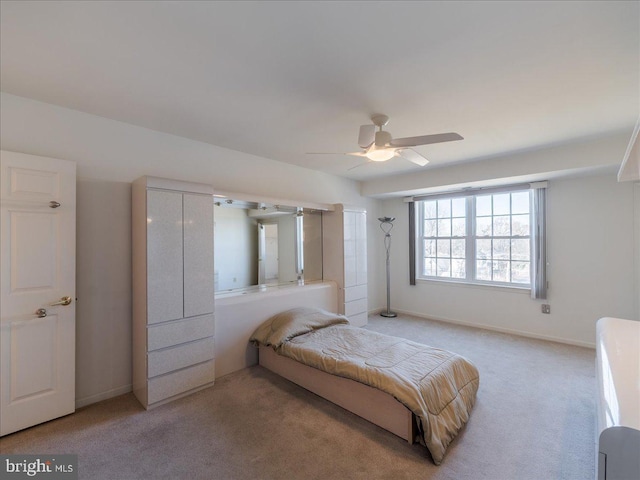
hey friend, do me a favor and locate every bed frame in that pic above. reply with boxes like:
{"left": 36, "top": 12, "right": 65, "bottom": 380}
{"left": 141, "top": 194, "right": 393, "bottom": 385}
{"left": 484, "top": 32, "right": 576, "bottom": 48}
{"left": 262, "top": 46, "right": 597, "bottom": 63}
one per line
{"left": 259, "top": 345, "right": 417, "bottom": 443}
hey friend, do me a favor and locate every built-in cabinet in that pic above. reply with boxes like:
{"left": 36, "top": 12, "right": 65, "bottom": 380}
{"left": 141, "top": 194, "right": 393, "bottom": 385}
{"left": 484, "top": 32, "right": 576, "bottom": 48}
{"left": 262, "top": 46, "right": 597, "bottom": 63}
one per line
{"left": 322, "top": 204, "right": 368, "bottom": 326}
{"left": 132, "top": 176, "right": 215, "bottom": 409}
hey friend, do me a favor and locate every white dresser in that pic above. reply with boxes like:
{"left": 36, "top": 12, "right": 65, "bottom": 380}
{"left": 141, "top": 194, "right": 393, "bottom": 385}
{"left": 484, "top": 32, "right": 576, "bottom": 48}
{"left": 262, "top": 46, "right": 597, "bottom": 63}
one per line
{"left": 322, "top": 204, "right": 368, "bottom": 326}
{"left": 595, "top": 317, "right": 640, "bottom": 480}
{"left": 132, "top": 176, "right": 215, "bottom": 409}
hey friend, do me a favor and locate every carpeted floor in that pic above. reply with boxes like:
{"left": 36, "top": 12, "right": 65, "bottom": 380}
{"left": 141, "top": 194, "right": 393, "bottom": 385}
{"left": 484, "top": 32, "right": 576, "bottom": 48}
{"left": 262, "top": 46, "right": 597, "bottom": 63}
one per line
{"left": 0, "top": 314, "right": 596, "bottom": 479}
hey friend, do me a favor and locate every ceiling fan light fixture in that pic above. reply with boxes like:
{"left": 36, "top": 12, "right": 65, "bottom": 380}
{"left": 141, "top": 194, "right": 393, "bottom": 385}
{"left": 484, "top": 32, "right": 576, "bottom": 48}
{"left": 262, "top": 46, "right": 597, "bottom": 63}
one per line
{"left": 366, "top": 149, "right": 396, "bottom": 162}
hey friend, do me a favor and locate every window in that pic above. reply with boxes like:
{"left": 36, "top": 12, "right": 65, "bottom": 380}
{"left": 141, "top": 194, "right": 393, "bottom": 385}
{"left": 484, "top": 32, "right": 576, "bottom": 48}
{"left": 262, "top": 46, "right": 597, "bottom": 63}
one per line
{"left": 414, "top": 184, "right": 546, "bottom": 293}
{"left": 474, "top": 191, "right": 531, "bottom": 284}
{"left": 421, "top": 197, "right": 467, "bottom": 279}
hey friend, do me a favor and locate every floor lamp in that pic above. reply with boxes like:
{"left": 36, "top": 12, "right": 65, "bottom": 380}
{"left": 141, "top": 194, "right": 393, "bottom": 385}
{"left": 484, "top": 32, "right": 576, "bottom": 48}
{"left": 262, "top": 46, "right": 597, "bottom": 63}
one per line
{"left": 378, "top": 217, "right": 397, "bottom": 318}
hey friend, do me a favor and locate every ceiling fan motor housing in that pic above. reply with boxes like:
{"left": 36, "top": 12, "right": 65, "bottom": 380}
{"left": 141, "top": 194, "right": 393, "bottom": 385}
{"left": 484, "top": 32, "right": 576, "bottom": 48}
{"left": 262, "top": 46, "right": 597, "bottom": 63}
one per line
{"left": 375, "top": 130, "right": 393, "bottom": 147}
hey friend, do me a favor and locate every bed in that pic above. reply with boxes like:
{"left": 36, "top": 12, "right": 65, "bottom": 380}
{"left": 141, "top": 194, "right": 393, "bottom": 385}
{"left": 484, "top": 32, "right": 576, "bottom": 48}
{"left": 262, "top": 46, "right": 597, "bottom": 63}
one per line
{"left": 250, "top": 307, "right": 480, "bottom": 464}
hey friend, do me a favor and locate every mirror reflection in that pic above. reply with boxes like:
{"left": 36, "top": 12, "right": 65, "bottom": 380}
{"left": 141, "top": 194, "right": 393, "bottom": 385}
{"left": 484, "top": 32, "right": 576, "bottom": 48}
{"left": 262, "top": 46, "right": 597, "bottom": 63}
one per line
{"left": 214, "top": 198, "right": 322, "bottom": 293}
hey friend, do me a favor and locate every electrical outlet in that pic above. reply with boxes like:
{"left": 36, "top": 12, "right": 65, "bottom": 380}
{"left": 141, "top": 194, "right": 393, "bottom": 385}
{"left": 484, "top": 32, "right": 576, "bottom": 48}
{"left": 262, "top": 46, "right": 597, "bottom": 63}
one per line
{"left": 541, "top": 304, "right": 551, "bottom": 314}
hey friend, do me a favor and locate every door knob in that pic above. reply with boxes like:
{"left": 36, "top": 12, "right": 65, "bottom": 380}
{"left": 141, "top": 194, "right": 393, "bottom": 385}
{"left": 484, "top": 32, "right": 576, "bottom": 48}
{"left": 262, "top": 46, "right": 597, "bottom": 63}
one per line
{"left": 50, "top": 296, "right": 72, "bottom": 306}
{"left": 35, "top": 308, "right": 47, "bottom": 318}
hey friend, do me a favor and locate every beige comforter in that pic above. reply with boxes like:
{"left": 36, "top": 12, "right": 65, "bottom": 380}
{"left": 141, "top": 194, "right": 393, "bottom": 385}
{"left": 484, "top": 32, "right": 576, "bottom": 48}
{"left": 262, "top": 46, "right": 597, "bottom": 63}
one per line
{"left": 251, "top": 308, "right": 480, "bottom": 465}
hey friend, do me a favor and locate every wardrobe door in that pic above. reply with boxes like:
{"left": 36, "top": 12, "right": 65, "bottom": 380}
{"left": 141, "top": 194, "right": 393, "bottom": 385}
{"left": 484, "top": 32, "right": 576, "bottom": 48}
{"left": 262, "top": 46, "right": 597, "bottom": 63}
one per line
{"left": 343, "top": 211, "right": 357, "bottom": 288}
{"left": 355, "top": 210, "right": 367, "bottom": 286}
{"left": 183, "top": 193, "right": 214, "bottom": 318}
{"left": 146, "top": 190, "right": 184, "bottom": 324}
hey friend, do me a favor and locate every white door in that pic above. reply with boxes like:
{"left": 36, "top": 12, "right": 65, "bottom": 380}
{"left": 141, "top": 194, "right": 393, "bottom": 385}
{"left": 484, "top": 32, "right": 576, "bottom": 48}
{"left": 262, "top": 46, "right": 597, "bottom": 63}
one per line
{"left": 146, "top": 189, "right": 183, "bottom": 324}
{"left": 0, "top": 150, "right": 76, "bottom": 436}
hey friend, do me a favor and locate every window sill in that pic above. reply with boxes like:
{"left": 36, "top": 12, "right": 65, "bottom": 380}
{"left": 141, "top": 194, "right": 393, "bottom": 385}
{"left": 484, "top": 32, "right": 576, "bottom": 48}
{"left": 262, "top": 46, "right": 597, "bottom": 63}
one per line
{"left": 415, "top": 277, "right": 531, "bottom": 294}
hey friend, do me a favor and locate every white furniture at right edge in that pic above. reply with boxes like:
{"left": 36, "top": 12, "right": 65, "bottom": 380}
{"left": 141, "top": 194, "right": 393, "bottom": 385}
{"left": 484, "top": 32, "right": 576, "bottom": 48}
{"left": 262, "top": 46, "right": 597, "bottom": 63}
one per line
{"left": 322, "top": 204, "right": 368, "bottom": 326}
{"left": 595, "top": 317, "right": 640, "bottom": 480}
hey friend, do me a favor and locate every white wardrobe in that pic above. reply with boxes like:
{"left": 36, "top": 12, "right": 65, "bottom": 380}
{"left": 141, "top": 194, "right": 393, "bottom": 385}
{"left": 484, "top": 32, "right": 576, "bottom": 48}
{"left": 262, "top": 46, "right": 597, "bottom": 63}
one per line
{"left": 132, "top": 176, "right": 215, "bottom": 409}
{"left": 322, "top": 204, "right": 368, "bottom": 327}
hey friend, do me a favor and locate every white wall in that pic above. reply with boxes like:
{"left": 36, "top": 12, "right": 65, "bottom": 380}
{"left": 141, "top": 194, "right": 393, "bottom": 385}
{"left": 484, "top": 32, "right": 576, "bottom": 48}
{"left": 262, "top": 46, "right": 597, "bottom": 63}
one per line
{"left": 0, "top": 93, "right": 381, "bottom": 406}
{"left": 0, "top": 94, "right": 371, "bottom": 204}
{"left": 215, "top": 283, "right": 337, "bottom": 378}
{"left": 381, "top": 172, "right": 637, "bottom": 347}
{"left": 75, "top": 179, "right": 133, "bottom": 406}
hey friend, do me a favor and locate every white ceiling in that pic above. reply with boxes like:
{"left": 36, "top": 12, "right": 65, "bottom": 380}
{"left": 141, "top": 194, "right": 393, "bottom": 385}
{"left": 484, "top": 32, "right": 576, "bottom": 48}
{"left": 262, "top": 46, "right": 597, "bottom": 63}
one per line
{"left": 1, "top": 1, "right": 638, "bottom": 181}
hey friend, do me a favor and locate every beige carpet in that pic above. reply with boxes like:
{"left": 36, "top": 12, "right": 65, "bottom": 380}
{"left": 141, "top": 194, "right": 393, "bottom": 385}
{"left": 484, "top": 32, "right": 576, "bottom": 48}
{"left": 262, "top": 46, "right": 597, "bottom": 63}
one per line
{"left": 0, "top": 314, "right": 595, "bottom": 479}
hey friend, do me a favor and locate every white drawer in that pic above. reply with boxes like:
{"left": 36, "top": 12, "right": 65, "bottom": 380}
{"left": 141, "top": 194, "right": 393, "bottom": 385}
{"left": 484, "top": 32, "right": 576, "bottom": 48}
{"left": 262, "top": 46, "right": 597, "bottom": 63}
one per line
{"left": 148, "top": 337, "right": 214, "bottom": 378}
{"left": 148, "top": 314, "right": 214, "bottom": 351}
{"left": 345, "top": 298, "right": 367, "bottom": 317}
{"left": 148, "top": 360, "right": 215, "bottom": 405}
{"left": 344, "top": 284, "right": 367, "bottom": 302}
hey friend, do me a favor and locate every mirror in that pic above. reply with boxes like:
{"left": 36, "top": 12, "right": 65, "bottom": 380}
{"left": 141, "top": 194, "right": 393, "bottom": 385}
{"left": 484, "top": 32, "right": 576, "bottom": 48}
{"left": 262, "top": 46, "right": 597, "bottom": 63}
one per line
{"left": 214, "top": 198, "right": 323, "bottom": 293}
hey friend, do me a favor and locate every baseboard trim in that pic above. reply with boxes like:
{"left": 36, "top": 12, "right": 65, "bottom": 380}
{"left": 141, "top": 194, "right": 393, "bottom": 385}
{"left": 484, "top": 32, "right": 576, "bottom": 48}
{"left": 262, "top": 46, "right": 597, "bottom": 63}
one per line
{"left": 76, "top": 384, "right": 132, "bottom": 409}
{"left": 376, "top": 308, "right": 596, "bottom": 349}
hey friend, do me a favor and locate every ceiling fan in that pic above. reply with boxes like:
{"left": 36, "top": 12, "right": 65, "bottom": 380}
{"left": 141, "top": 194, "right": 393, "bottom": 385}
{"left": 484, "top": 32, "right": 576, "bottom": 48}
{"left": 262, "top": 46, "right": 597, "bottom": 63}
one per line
{"left": 309, "top": 114, "right": 463, "bottom": 168}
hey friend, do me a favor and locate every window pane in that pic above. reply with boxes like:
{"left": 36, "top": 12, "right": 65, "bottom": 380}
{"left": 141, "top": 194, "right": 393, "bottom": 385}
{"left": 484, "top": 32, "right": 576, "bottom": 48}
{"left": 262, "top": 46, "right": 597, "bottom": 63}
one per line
{"left": 493, "top": 216, "right": 510, "bottom": 236}
{"left": 418, "top": 189, "right": 534, "bottom": 287}
{"left": 452, "top": 259, "right": 465, "bottom": 278}
{"left": 493, "top": 194, "right": 510, "bottom": 215}
{"left": 424, "top": 239, "right": 436, "bottom": 257}
{"left": 423, "top": 201, "right": 437, "bottom": 219}
{"left": 452, "top": 198, "right": 466, "bottom": 217}
{"left": 476, "top": 216, "right": 492, "bottom": 236}
{"left": 451, "top": 239, "right": 465, "bottom": 258}
{"left": 437, "top": 239, "right": 450, "bottom": 257}
{"left": 437, "top": 219, "right": 451, "bottom": 237}
{"left": 492, "top": 261, "right": 509, "bottom": 282}
{"left": 476, "top": 239, "right": 491, "bottom": 259}
{"left": 512, "top": 192, "right": 529, "bottom": 214}
{"left": 476, "top": 260, "right": 491, "bottom": 280}
{"left": 511, "top": 239, "right": 530, "bottom": 261}
{"left": 437, "top": 199, "right": 451, "bottom": 218}
{"left": 437, "top": 258, "right": 451, "bottom": 277}
{"left": 476, "top": 195, "right": 491, "bottom": 216}
{"left": 512, "top": 214, "right": 530, "bottom": 236}
{"left": 424, "top": 219, "right": 437, "bottom": 237}
{"left": 511, "top": 261, "right": 530, "bottom": 283}
{"left": 493, "top": 239, "right": 510, "bottom": 260}
{"left": 423, "top": 258, "right": 436, "bottom": 276}
{"left": 452, "top": 218, "right": 466, "bottom": 236}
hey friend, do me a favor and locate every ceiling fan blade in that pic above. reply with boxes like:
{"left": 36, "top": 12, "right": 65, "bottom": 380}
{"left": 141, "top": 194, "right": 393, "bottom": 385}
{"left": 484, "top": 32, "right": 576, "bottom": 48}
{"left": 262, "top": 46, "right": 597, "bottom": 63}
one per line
{"left": 398, "top": 148, "right": 429, "bottom": 166}
{"left": 390, "top": 132, "right": 463, "bottom": 148}
{"left": 358, "top": 124, "right": 376, "bottom": 148}
{"left": 306, "top": 151, "right": 366, "bottom": 156}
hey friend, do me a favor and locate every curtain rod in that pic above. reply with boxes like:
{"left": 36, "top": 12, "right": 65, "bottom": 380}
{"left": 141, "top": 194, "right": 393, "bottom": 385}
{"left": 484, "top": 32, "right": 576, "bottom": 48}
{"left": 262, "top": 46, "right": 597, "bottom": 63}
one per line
{"left": 403, "top": 181, "right": 547, "bottom": 203}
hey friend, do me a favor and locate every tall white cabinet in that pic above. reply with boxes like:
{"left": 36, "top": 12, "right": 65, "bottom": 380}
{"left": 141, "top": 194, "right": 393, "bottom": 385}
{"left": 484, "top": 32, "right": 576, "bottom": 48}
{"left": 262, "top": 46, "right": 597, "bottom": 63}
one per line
{"left": 323, "top": 204, "right": 368, "bottom": 327}
{"left": 132, "top": 176, "right": 215, "bottom": 409}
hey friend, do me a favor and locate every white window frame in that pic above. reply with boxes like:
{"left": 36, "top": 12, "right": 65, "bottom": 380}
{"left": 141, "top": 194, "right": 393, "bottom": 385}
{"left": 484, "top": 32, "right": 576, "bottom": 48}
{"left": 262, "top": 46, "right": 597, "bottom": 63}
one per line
{"left": 413, "top": 183, "right": 546, "bottom": 295}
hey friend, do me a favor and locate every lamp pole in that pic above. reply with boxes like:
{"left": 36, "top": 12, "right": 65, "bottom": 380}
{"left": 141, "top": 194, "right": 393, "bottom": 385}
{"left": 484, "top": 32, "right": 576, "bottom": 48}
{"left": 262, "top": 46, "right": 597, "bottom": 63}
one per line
{"left": 378, "top": 217, "right": 397, "bottom": 318}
